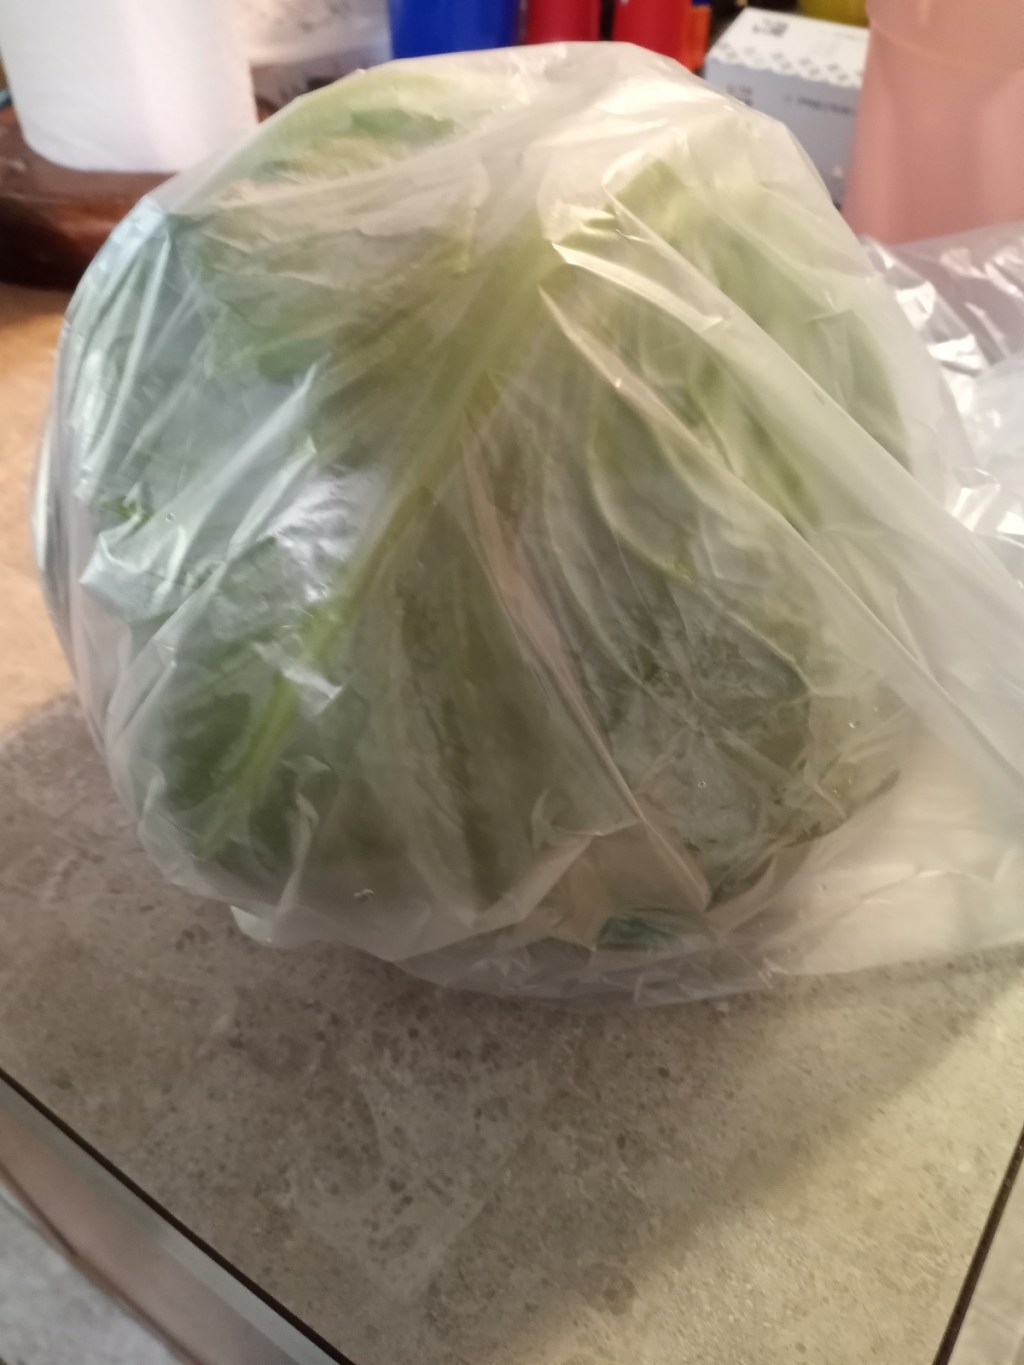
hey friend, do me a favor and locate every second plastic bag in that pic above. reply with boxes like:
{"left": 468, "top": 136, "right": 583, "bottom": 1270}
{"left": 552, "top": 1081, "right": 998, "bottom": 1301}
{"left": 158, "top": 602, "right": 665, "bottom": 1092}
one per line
{"left": 33, "top": 45, "right": 1024, "bottom": 1003}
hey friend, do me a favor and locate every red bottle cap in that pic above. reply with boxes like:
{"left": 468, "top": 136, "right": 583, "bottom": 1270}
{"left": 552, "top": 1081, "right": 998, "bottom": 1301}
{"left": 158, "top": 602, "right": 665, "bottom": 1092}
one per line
{"left": 612, "top": 0, "right": 691, "bottom": 58}
{"left": 526, "top": 0, "right": 602, "bottom": 43}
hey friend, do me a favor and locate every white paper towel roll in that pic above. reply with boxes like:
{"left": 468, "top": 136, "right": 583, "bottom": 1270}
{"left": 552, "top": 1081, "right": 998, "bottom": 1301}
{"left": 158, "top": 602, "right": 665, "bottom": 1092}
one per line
{"left": 0, "top": 0, "right": 257, "bottom": 173}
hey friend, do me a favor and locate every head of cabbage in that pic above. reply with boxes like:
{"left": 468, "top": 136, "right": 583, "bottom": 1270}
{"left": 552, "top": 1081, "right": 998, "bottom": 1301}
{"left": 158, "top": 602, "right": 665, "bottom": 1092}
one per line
{"left": 37, "top": 44, "right": 937, "bottom": 1002}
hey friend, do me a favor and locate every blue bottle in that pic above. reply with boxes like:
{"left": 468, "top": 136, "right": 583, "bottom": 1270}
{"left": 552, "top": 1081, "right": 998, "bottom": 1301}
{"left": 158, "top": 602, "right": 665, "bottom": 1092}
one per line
{"left": 389, "top": 0, "right": 521, "bottom": 57}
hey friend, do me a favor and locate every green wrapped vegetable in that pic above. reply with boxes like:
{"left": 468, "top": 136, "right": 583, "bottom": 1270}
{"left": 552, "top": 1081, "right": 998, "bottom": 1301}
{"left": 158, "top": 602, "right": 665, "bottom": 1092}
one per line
{"left": 36, "top": 45, "right": 1024, "bottom": 1003}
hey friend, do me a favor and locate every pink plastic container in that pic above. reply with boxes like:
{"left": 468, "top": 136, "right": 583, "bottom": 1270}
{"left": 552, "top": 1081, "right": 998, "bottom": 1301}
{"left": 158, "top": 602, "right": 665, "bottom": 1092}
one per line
{"left": 844, "top": 0, "right": 1024, "bottom": 243}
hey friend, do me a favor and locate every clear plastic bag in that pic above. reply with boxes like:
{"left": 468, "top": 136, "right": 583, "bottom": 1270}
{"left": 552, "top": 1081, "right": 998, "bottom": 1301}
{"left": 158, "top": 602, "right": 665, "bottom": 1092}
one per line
{"left": 33, "top": 45, "right": 1024, "bottom": 1004}
{"left": 865, "top": 225, "right": 1024, "bottom": 581}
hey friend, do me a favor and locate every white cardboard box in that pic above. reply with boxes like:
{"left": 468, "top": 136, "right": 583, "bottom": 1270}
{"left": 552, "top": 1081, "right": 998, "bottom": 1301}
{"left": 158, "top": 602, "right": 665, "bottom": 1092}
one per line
{"left": 704, "top": 7, "right": 868, "bottom": 205}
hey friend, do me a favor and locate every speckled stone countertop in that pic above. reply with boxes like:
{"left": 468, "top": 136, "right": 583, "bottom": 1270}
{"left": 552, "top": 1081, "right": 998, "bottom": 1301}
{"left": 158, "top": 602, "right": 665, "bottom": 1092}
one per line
{"left": 2, "top": 282, "right": 1024, "bottom": 1365}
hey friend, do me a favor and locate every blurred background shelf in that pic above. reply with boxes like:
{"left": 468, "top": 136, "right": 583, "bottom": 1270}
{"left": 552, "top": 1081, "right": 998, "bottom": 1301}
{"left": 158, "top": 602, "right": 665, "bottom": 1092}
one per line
{"left": 0, "top": 107, "right": 163, "bottom": 290}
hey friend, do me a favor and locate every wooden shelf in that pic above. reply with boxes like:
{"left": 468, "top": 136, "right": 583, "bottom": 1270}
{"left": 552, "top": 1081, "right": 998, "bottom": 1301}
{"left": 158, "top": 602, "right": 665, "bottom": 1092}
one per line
{"left": 0, "top": 107, "right": 164, "bottom": 290}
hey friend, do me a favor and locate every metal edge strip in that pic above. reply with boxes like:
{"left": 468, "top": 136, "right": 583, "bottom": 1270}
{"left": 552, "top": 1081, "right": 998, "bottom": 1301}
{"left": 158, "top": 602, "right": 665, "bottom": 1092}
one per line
{"left": 935, "top": 1128, "right": 1024, "bottom": 1365}
{"left": 0, "top": 1065, "right": 357, "bottom": 1365}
